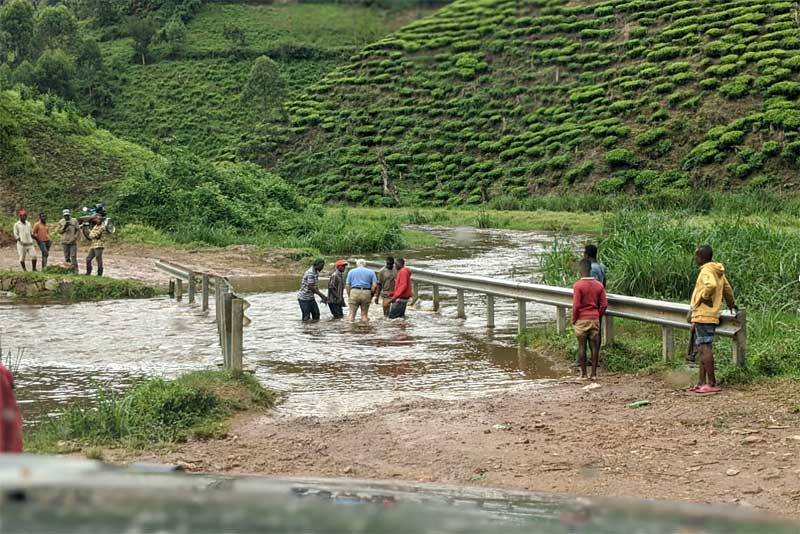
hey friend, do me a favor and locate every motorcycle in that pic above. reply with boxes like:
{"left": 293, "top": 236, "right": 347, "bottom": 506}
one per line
{"left": 78, "top": 205, "right": 116, "bottom": 240}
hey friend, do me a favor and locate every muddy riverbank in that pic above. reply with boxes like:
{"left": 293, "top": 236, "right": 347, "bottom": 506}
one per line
{"left": 107, "top": 376, "right": 800, "bottom": 519}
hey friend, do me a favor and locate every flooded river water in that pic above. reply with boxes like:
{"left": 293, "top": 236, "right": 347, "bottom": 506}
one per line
{"left": 1, "top": 227, "right": 570, "bottom": 421}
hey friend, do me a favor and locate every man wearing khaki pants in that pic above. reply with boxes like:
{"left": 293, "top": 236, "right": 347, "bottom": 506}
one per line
{"left": 346, "top": 259, "right": 378, "bottom": 323}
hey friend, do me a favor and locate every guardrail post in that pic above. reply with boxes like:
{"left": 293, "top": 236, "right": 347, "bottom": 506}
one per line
{"left": 661, "top": 326, "right": 674, "bottom": 362}
{"left": 555, "top": 306, "right": 567, "bottom": 334}
{"left": 231, "top": 297, "right": 244, "bottom": 374}
{"left": 175, "top": 279, "right": 183, "bottom": 302}
{"left": 411, "top": 280, "right": 419, "bottom": 307}
{"left": 486, "top": 294, "right": 495, "bottom": 328}
{"left": 732, "top": 309, "right": 747, "bottom": 368}
{"left": 222, "top": 292, "right": 233, "bottom": 369}
{"left": 602, "top": 316, "right": 614, "bottom": 347}
{"left": 168, "top": 279, "right": 175, "bottom": 299}
{"left": 517, "top": 299, "right": 527, "bottom": 335}
{"left": 432, "top": 284, "right": 440, "bottom": 312}
{"left": 201, "top": 274, "right": 210, "bottom": 312}
{"left": 456, "top": 289, "right": 465, "bottom": 319}
{"left": 188, "top": 272, "right": 196, "bottom": 304}
{"left": 215, "top": 281, "right": 223, "bottom": 349}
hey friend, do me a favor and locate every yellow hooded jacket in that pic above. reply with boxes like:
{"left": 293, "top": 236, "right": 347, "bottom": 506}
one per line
{"left": 691, "top": 262, "right": 735, "bottom": 324}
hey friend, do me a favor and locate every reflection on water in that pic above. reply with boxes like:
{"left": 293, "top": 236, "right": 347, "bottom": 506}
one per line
{"left": 2, "top": 226, "right": 569, "bottom": 420}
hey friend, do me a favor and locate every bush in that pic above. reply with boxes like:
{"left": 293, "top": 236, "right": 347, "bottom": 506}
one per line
{"left": 635, "top": 127, "right": 667, "bottom": 147}
{"left": 606, "top": 148, "right": 638, "bottom": 168}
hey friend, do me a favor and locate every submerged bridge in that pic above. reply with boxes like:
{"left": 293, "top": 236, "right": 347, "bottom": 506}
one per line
{"left": 155, "top": 259, "right": 748, "bottom": 369}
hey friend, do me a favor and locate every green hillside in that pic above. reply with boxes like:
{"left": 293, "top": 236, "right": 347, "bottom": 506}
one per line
{"left": 276, "top": 0, "right": 800, "bottom": 205}
{"left": 96, "top": 2, "right": 440, "bottom": 160}
{"left": 0, "top": 90, "right": 157, "bottom": 214}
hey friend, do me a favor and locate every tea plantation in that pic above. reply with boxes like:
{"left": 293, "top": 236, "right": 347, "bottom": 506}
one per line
{"left": 275, "top": 0, "right": 800, "bottom": 205}
{"left": 95, "top": 2, "right": 440, "bottom": 160}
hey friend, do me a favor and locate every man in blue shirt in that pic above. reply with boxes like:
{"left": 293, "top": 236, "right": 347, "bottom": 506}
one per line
{"left": 346, "top": 258, "right": 378, "bottom": 322}
{"left": 584, "top": 244, "right": 607, "bottom": 287}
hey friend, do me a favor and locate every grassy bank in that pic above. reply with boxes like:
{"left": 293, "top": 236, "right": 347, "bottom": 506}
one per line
{"left": 534, "top": 209, "right": 800, "bottom": 383}
{"left": 0, "top": 270, "right": 158, "bottom": 301}
{"left": 27, "top": 370, "right": 276, "bottom": 454}
{"left": 345, "top": 206, "right": 604, "bottom": 234}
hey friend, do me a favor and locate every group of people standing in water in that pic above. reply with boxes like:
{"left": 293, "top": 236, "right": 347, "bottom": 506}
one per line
{"left": 297, "top": 257, "right": 413, "bottom": 323}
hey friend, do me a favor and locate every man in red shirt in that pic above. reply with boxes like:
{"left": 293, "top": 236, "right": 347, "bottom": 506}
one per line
{"left": 388, "top": 258, "right": 413, "bottom": 319}
{"left": 572, "top": 259, "right": 608, "bottom": 380}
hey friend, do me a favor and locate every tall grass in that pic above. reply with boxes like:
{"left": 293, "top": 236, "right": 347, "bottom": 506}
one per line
{"left": 488, "top": 191, "right": 800, "bottom": 218}
{"left": 538, "top": 210, "right": 800, "bottom": 381}
{"left": 542, "top": 210, "right": 800, "bottom": 311}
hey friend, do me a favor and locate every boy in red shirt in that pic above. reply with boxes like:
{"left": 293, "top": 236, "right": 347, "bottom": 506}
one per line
{"left": 572, "top": 259, "right": 608, "bottom": 379}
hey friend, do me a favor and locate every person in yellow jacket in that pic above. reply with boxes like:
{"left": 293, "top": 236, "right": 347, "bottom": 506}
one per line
{"left": 688, "top": 245, "right": 737, "bottom": 394}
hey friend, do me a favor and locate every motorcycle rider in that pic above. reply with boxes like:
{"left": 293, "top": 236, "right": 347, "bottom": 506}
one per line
{"left": 58, "top": 209, "right": 80, "bottom": 273}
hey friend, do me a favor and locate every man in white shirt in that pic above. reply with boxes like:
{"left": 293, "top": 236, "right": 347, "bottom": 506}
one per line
{"left": 13, "top": 210, "right": 37, "bottom": 272}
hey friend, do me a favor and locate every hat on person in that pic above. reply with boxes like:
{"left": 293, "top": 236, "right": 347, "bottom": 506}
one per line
{"left": 18, "top": 210, "right": 26, "bottom": 216}
{"left": 335, "top": 259, "right": 348, "bottom": 267}
{"left": 62, "top": 209, "right": 71, "bottom": 216}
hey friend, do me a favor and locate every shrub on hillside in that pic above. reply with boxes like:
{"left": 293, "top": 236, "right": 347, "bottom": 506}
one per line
{"left": 606, "top": 148, "right": 638, "bottom": 168}
{"left": 115, "top": 150, "right": 304, "bottom": 232}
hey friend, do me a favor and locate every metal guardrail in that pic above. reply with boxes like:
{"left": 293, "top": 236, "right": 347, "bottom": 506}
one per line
{"left": 364, "top": 261, "right": 747, "bottom": 367}
{"left": 155, "top": 260, "right": 248, "bottom": 372}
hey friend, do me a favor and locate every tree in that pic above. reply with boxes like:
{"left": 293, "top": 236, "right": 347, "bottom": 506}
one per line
{"left": 240, "top": 56, "right": 286, "bottom": 166}
{"left": 33, "top": 48, "right": 74, "bottom": 98}
{"left": 160, "top": 16, "right": 186, "bottom": 55}
{"left": 128, "top": 16, "right": 158, "bottom": 65}
{"left": 34, "top": 5, "right": 78, "bottom": 51}
{"left": 87, "top": 0, "right": 126, "bottom": 27}
{"left": 74, "top": 38, "right": 113, "bottom": 110}
{"left": 241, "top": 55, "right": 286, "bottom": 121}
{"left": 0, "top": 0, "right": 35, "bottom": 64}
{"left": 223, "top": 24, "right": 246, "bottom": 55}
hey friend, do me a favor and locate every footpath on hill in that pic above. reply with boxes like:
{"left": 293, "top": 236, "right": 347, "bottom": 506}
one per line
{"left": 107, "top": 376, "right": 800, "bottom": 519}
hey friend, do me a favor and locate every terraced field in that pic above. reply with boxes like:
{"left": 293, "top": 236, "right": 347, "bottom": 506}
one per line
{"left": 97, "top": 2, "right": 438, "bottom": 160}
{"left": 276, "top": 0, "right": 800, "bottom": 205}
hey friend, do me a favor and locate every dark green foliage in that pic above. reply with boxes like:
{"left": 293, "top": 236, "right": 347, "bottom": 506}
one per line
{"left": 33, "top": 5, "right": 78, "bottom": 51}
{"left": 33, "top": 48, "right": 74, "bottom": 99}
{"left": 0, "top": 0, "right": 35, "bottom": 63}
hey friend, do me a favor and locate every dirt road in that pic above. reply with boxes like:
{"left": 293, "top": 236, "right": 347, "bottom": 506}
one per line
{"left": 0, "top": 241, "right": 303, "bottom": 284}
{"left": 108, "top": 376, "right": 800, "bottom": 518}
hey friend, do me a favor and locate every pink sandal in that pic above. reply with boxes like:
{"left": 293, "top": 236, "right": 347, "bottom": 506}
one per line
{"left": 693, "top": 384, "right": 721, "bottom": 394}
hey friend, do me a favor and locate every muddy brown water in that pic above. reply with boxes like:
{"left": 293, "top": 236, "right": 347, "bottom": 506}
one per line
{"left": 1, "top": 227, "right": 571, "bottom": 422}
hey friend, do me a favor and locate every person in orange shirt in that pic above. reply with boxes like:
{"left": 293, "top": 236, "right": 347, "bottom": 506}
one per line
{"left": 32, "top": 213, "right": 51, "bottom": 269}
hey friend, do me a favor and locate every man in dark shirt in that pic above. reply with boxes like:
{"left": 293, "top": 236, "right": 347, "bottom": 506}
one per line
{"left": 297, "top": 259, "right": 328, "bottom": 321}
{"left": 327, "top": 260, "right": 348, "bottom": 319}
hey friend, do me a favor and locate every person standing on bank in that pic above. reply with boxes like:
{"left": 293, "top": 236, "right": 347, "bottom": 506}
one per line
{"left": 572, "top": 259, "right": 608, "bottom": 380}
{"left": 58, "top": 209, "right": 80, "bottom": 273}
{"left": 32, "top": 213, "right": 51, "bottom": 269}
{"left": 388, "top": 258, "right": 413, "bottom": 319}
{"left": 328, "top": 259, "right": 348, "bottom": 319}
{"left": 346, "top": 259, "right": 378, "bottom": 322}
{"left": 688, "top": 245, "right": 736, "bottom": 395}
{"left": 584, "top": 244, "right": 606, "bottom": 286}
{"left": 298, "top": 258, "right": 328, "bottom": 321}
{"left": 375, "top": 256, "right": 397, "bottom": 317}
{"left": 13, "top": 210, "right": 37, "bottom": 272}
{"left": 85, "top": 218, "right": 107, "bottom": 276}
